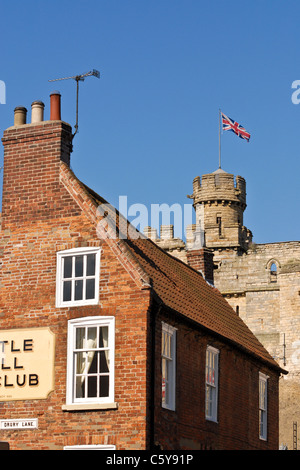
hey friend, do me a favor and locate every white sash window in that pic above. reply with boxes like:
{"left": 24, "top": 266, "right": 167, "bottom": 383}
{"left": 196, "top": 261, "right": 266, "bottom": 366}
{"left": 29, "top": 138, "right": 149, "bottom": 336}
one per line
{"left": 66, "top": 317, "right": 115, "bottom": 407}
{"left": 259, "top": 372, "right": 268, "bottom": 440}
{"left": 161, "top": 322, "right": 177, "bottom": 411}
{"left": 205, "top": 346, "right": 219, "bottom": 422}
{"left": 56, "top": 247, "right": 100, "bottom": 307}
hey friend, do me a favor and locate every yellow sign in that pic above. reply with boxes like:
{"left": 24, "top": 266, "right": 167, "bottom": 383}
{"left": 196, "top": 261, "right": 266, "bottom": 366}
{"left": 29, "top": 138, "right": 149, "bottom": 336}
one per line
{"left": 0, "top": 328, "right": 55, "bottom": 401}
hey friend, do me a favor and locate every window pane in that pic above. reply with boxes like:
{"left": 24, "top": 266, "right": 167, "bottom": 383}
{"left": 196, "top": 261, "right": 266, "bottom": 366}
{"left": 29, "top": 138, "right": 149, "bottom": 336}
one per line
{"left": 76, "top": 352, "right": 86, "bottom": 374}
{"left": 88, "top": 352, "right": 98, "bottom": 374}
{"left": 270, "top": 263, "right": 277, "bottom": 273}
{"left": 163, "top": 380, "right": 169, "bottom": 405}
{"left": 99, "top": 375, "right": 109, "bottom": 397}
{"left": 99, "top": 327, "right": 108, "bottom": 348}
{"left": 86, "top": 279, "right": 95, "bottom": 300}
{"left": 63, "top": 257, "right": 72, "bottom": 279}
{"left": 63, "top": 281, "right": 72, "bottom": 301}
{"left": 162, "top": 332, "right": 171, "bottom": 357}
{"left": 162, "top": 379, "right": 166, "bottom": 405}
{"left": 100, "top": 350, "right": 109, "bottom": 373}
{"left": 88, "top": 376, "right": 97, "bottom": 398}
{"left": 162, "top": 358, "right": 167, "bottom": 381}
{"left": 86, "top": 254, "right": 96, "bottom": 276}
{"left": 75, "top": 280, "right": 83, "bottom": 300}
{"left": 162, "top": 332, "right": 165, "bottom": 355}
{"left": 259, "top": 410, "right": 266, "bottom": 438}
{"left": 76, "top": 328, "right": 85, "bottom": 350}
{"left": 206, "top": 385, "right": 213, "bottom": 417}
{"left": 208, "top": 368, "right": 215, "bottom": 386}
{"left": 76, "top": 376, "right": 84, "bottom": 398}
{"left": 87, "top": 327, "right": 97, "bottom": 345}
{"left": 75, "top": 256, "right": 83, "bottom": 277}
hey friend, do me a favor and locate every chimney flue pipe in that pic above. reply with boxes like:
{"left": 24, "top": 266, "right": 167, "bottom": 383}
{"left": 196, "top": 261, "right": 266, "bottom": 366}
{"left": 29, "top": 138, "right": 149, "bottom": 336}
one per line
{"left": 14, "top": 106, "right": 27, "bottom": 126}
{"left": 50, "top": 91, "right": 61, "bottom": 120}
{"left": 31, "top": 100, "right": 45, "bottom": 123}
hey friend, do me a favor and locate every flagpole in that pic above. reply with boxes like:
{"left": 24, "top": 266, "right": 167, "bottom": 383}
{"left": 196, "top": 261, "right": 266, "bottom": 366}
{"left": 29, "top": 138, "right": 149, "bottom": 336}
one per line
{"left": 219, "top": 109, "right": 221, "bottom": 169}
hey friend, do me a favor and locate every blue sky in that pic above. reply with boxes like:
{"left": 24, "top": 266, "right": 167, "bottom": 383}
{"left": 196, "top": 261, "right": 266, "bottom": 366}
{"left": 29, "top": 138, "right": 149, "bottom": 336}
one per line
{"left": 0, "top": 0, "right": 299, "bottom": 244}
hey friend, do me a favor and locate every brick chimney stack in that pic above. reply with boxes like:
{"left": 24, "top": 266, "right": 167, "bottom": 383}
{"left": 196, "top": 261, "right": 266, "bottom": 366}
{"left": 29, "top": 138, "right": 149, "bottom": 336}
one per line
{"left": 186, "top": 247, "right": 214, "bottom": 285}
{"left": 1, "top": 92, "right": 73, "bottom": 228}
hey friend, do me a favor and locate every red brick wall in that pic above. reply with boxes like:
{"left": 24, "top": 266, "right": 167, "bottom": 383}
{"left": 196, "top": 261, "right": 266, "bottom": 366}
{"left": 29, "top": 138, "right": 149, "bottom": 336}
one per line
{"left": 153, "top": 309, "right": 279, "bottom": 450}
{"left": 0, "top": 213, "right": 152, "bottom": 450}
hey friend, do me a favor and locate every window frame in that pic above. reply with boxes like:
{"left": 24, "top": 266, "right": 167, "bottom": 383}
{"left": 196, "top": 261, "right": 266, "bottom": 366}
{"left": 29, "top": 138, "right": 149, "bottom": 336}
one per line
{"left": 161, "top": 322, "right": 177, "bottom": 411}
{"left": 259, "top": 372, "right": 268, "bottom": 441}
{"left": 205, "top": 345, "right": 219, "bottom": 423}
{"left": 56, "top": 247, "right": 100, "bottom": 308}
{"left": 65, "top": 316, "right": 115, "bottom": 408}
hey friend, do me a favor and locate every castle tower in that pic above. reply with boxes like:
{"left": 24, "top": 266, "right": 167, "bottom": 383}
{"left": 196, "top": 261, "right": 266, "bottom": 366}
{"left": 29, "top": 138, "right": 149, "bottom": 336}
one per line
{"left": 188, "top": 168, "right": 252, "bottom": 254}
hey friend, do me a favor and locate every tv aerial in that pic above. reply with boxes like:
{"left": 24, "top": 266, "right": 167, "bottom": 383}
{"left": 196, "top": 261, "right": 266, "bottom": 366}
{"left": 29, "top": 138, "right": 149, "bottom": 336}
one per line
{"left": 48, "top": 69, "right": 100, "bottom": 140}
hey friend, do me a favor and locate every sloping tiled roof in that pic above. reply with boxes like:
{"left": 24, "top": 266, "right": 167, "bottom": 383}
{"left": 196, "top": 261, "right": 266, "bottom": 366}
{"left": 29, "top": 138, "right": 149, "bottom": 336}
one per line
{"left": 68, "top": 169, "right": 285, "bottom": 373}
{"left": 127, "top": 235, "right": 283, "bottom": 370}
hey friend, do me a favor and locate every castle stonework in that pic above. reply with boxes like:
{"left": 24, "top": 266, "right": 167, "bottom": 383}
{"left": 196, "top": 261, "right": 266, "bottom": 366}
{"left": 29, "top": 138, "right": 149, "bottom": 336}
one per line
{"left": 150, "top": 168, "right": 300, "bottom": 449}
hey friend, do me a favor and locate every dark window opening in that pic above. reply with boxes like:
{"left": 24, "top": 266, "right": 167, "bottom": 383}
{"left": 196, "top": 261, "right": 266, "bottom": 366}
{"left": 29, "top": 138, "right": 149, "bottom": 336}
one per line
{"left": 216, "top": 217, "right": 222, "bottom": 237}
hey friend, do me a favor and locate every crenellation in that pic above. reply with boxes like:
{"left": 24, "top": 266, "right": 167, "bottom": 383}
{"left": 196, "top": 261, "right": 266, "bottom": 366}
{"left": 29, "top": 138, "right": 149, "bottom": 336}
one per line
{"left": 192, "top": 171, "right": 246, "bottom": 207}
{"left": 143, "top": 225, "right": 187, "bottom": 262}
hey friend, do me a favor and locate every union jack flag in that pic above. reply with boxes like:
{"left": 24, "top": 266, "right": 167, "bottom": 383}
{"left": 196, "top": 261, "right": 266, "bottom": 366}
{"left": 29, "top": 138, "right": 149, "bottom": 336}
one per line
{"left": 221, "top": 112, "right": 251, "bottom": 142}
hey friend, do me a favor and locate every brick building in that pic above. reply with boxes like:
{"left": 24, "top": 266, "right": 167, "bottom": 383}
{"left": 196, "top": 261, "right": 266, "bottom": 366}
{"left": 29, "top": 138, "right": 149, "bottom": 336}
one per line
{"left": 0, "top": 94, "right": 285, "bottom": 450}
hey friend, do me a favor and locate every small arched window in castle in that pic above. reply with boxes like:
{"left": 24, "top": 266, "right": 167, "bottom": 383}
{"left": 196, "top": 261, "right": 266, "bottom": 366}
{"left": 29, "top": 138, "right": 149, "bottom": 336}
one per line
{"left": 270, "top": 262, "right": 277, "bottom": 283}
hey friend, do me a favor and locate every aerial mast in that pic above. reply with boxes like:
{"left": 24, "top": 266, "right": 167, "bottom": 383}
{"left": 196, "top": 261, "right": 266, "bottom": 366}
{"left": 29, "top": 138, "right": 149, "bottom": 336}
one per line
{"left": 48, "top": 69, "right": 100, "bottom": 140}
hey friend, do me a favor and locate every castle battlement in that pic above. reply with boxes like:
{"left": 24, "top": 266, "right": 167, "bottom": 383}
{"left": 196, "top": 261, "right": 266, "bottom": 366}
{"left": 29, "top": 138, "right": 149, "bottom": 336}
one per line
{"left": 191, "top": 169, "right": 246, "bottom": 207}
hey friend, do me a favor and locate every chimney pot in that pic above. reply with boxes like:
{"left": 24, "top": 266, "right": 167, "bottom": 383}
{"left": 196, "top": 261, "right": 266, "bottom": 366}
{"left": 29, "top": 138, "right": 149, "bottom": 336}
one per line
{"left": 50, "top": 91, "right": 61, "bottom": 120}
{"left": 31, "top": 100, "right": 45, "bottom": 123}
{"left": 14, "top": 106, "right": 27, "bottom": 126}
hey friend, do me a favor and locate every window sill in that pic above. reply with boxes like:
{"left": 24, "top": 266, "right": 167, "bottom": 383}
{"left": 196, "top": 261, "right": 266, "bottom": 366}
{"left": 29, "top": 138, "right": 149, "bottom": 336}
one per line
{"left": 62, "top": 402, "right": 118, "bottom": 412}
{"left": 56, "top": 299, "right": 99, "bottom": 309}
{"left": 205, "top": 417, "right": 218, "bottom": 424}
{"left": 162, "top": 404, "right": 175, "bottom": 412}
